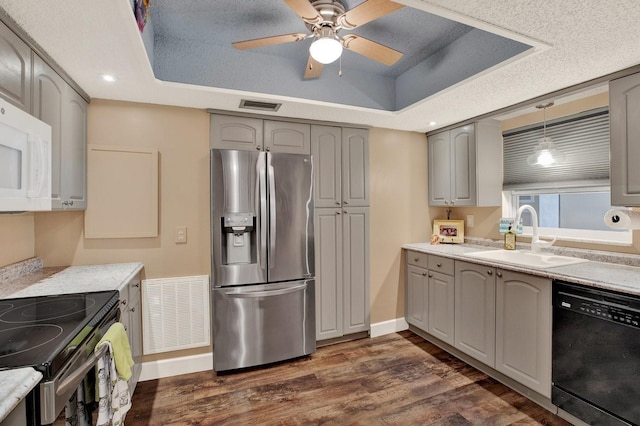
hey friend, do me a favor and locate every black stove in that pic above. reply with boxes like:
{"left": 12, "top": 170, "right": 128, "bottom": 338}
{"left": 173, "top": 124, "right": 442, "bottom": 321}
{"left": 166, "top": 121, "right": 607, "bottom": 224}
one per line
{"left": 0, "top": 291, "right": 120, "bottom": 378}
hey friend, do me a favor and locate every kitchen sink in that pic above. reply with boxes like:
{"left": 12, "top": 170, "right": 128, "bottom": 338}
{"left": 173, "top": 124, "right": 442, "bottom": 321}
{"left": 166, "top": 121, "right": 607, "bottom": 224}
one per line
{"left": 466, "top": 249, "right": 589, "bottom": 268}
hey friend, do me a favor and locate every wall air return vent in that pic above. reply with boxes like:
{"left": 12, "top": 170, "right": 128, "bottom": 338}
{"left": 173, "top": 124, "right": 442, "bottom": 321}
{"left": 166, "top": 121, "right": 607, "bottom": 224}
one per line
{"left": 239, "top": 99, "right": 282, "bottom": 112}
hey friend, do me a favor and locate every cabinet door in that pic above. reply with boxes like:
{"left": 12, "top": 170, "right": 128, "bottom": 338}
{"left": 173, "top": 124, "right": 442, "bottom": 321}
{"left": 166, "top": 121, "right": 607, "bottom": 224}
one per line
{"left": 127, "top": 278, "right": 142, "bottom": 395}
{"left": 61, "top": 86, "right": 87, "bottom": 209}
{"left": 342, "top": 128, "right": 369, "bottom": 207}
{"left": 33, "top": 55, "right": 65, "bottom": 207}
{"left": 610, "top": 72, "right": 640, "bottom": 206}
{"left": 0, "top": 21, "right": 31, "bottom": 112}
{"left": 314, "top": 208, "right": 344, "bottom": 340}
{"left": 406, "top": 264, "right": 428, "bottom": 331}
{"left": 449, "top": 125, "right": 476, "bottom": 206}
{"left": 496, "top": 270, "right": 551, "bottom": 397}
{"left": 264, "top": 120, "right": 311, "bottom": 154}
{"left": 428, "top": 270, "right": 454, "bottom": 345}
{"left": 428, "top": 130, "right": 450, "bottom": 206}
{"left": 210, "top": 115, "right": 263, "bottom": 151}
{"left": 343, "top": 207, "right": 369, "bottom": 334}
{"left": 454, "top": 261, "right": 496, "bottom": 366}
{"left": 311, "top": 125, "right": 342, "bottom": 208}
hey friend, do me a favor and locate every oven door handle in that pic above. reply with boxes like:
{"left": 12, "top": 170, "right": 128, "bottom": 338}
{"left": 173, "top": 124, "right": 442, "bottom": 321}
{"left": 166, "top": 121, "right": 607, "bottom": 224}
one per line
{"left": 56, "top": 343, "right": 109, "bottom": 397}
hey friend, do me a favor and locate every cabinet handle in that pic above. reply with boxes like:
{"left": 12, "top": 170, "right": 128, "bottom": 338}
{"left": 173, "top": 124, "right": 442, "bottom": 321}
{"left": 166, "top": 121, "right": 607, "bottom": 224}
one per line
{"left": 422, "top": 272, "right": 427, "bottom": 276}
{"left": 336, "top": 211, "right": 341, "bottom": 215}
{"left": 496, "top": 271, "right": 503, "bottom": 278}
{"left": 336, "top": 201, "right": 341, "bottom": 206}
{"left": 451, "top": 200, "right": 455, "bottom": 205}
{"left": 343, "top": 210, "right": 347, "bottom": 214}
{"left": 414, "top": 257, "right": 419, "bottom": 262}
{"left": 256, "top": 146, "right": 261, "bottom": 150}
{"left": 487, "top": 270, "right": 493, "bottom": 276}
{"left": 130, "top": 307, "right": 136, "bottom": 313}
{"left": 344, "top": 201, "right": 349, "bottom": 205}
{"left": 436, "top": 263, "right": 442, "bottom": 267}
{"left": 266, "top": 147, "right": 271, "bottom": 152}
{"left": 134, "top": 283, "right": 140, "bottom": 288}
{"left": 444, "top": 200, "right": 449, "bottom": 205}
{"left": 68, "top": 200, "right": 74, "bottom": 206}
{"left": 121, "top": 299, "right": 127, "bottom": 306}
{"left": 428, "top": 273, "right": 432, "bottom": 278}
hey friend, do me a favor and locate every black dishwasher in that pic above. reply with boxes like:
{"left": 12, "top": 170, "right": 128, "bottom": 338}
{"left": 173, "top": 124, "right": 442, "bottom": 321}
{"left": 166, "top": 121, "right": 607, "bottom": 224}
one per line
{"left": 552, "top": 280, "right": 640, "bottom": 426}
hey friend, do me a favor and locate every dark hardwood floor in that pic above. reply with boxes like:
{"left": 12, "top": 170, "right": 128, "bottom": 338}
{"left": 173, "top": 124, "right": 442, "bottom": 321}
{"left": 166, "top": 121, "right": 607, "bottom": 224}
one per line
{"left": 123, "top": 331, "right": 570, "bottom": 425}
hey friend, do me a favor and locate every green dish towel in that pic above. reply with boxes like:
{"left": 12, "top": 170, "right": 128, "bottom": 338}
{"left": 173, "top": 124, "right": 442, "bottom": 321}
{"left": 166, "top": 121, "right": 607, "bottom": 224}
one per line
{"left": 96, "top": 322, "right": 134, "bottom": 381}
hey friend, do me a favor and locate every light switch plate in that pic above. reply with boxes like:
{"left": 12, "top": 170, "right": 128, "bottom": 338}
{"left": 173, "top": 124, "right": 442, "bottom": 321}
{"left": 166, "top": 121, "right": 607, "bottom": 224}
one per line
{"left": 466, "top": 215, "right": 474, "bottom": 228}
{"left": 175, "top": 226, "right": 187, "bottom": 243}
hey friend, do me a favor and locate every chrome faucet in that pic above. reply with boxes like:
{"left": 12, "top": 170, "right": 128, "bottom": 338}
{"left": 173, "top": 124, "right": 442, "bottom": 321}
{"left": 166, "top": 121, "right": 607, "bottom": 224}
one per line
{"left": 514, "top": 204, "right": 556, "bottom": 253}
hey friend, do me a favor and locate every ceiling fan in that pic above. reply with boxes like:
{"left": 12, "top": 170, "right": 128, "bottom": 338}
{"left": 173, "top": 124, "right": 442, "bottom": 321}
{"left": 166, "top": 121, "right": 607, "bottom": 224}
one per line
{"left": 232, "top": 0, "right": 405, "bottom": 79}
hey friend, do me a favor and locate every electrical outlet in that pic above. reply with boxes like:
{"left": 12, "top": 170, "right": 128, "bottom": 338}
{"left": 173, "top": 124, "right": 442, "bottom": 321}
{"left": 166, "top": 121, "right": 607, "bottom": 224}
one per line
{"left": 175, "top": 226, "right": 187, "bottom": 244}
{"left": 466, "top": 215, "right": 474, "bottom": 228}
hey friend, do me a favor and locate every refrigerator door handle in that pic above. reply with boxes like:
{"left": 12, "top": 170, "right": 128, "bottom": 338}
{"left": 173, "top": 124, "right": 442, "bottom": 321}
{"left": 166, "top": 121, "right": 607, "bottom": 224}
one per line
{"left": 258, "top": 152, "right": 268, "bottom": 274}
{"left": 268, "top": 154, "right": 276, "bottom": 270}
{"left": 223, "top": 283, "right": 307, "bottom": 299}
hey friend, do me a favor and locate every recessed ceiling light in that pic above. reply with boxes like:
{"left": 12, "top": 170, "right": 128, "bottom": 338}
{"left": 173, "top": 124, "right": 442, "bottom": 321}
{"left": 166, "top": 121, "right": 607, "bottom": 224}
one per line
{"left": 100, "top": 73, "right": 117, "bottom": 82}
{"left": 429, "top": 121, "right": 436, "bottom": 126}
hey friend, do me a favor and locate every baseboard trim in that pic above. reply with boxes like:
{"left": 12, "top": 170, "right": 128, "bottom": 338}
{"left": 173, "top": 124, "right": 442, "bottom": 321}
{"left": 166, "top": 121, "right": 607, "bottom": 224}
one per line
{"left": 140, "top": 352, "right": 213, "bottom": 381}
{"left": 370, "top": 317, "right": 409, "bottom": 338}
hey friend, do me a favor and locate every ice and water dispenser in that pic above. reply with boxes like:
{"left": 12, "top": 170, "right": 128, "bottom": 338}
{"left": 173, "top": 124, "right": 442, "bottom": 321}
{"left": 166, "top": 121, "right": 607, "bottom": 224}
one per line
{"left": 221, "top": 212, "right": 255, "bottom": 265}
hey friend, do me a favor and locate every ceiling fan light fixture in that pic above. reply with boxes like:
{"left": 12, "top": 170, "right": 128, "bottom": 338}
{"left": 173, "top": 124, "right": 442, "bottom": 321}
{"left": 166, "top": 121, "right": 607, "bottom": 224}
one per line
{"left": 309, "top": 28, "right": 342, "bottom": 64}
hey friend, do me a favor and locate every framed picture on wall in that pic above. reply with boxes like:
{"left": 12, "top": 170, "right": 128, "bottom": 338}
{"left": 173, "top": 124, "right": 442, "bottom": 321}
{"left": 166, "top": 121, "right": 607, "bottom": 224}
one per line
{"left": 433, "top": 220, "right": 465, "bottom": 244}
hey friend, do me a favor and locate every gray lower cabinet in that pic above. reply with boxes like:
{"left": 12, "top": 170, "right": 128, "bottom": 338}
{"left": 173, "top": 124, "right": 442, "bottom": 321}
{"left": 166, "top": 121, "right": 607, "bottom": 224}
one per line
{"left": 0, "top": 20, "right": 31, "bottom": 112}
{"left": 427, "top": 256, "right": 454, "bottom": 345}
{"left": 33, "top": 54, "right": 87, "bottom": 209}
{"left": 406, "top": 264, "right": 428, "bottom": 331}
{"left": 496, "top": 269, "right": 552, "bottom": 398}
{"left": 315, "top": 207, "right": 369, "bottom": 340}
{"left": 454, "top": 260, "right": 496, "bottom": 367}
{"left": 119, "top": 274, "right": 142, "bottom": 395}
{"left": 610, "top": 71, "right": 640, "bottom": 206}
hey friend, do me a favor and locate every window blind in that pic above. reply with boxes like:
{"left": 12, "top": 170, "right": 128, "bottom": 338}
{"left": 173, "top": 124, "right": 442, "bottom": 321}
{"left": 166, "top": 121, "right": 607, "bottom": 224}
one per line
{"left": 502, "top": 107, "right": 609, "bottom": 190}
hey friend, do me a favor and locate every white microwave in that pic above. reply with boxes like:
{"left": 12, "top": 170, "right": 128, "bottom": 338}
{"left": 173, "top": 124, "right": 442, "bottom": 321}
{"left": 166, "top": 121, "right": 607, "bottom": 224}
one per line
{"left": 0, "top": 99, "right": 52, "bottom": 212}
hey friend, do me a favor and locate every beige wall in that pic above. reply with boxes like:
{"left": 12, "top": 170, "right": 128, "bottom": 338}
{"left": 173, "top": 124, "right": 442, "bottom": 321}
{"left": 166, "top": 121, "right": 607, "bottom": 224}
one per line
{"left": 369, "top": 128, "right": 431, "bottom": 323}
{"left": 35, "top": 100, "right": 211, "bottom": 277}
{"left": 0, "top": 213, "right": 35, "bottom": 267}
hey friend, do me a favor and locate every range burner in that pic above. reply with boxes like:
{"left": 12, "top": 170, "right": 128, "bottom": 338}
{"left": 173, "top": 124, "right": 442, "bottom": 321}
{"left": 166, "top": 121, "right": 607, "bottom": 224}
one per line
{"left": 0, "top": 295, "right": 96, "bottom": 324}
{"left": 0, "top": 324, "right": 63, "bottom": 357}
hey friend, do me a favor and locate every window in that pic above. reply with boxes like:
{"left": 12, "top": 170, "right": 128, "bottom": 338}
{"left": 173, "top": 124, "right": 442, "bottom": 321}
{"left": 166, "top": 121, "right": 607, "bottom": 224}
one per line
{"left": 502, "top": 107, "right": 631, "bottom": 244}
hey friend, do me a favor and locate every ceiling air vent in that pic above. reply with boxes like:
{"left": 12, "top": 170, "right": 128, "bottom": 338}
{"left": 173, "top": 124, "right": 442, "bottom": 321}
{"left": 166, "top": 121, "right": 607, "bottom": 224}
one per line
{"left": 239, "top": 99, "right": 282, "bottom": 112}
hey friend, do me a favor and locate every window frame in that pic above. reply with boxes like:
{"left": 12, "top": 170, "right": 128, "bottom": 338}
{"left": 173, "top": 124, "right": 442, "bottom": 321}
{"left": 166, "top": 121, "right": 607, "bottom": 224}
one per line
{"left": 502, "top": 186, "right": 632, "bottom": 245}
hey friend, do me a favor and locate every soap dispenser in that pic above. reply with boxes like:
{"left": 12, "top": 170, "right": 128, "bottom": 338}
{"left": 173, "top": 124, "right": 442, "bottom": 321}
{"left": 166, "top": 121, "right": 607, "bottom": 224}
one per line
{"left": 504, "top": 225, "right": 516, "bottom": 250}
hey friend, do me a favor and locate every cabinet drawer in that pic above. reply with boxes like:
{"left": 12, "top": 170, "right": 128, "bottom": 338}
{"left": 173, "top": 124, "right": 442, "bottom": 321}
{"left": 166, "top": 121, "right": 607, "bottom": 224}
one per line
{"left": 407, "top": 251, "right": 428, "bottom": 268}
{"left": 429, "top": 255, "right": 454, "bottom": 276}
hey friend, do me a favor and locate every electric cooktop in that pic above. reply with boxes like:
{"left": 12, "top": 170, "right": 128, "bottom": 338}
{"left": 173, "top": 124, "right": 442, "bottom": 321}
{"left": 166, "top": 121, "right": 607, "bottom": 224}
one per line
{"left": 0, "top": 291, "right": 119, "bottom": 377}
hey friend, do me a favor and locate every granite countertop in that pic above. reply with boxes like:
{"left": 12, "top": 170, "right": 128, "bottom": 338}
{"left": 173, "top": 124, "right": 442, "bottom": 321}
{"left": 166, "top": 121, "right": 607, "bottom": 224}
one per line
{"left": 0, "top": 368, "right": 42, "bottom": 422}
{"left": 403, "top": 241, "right": 640, "bottom": 296}
{"left": 0, "top": 262, "right": 144, "bottom": 299}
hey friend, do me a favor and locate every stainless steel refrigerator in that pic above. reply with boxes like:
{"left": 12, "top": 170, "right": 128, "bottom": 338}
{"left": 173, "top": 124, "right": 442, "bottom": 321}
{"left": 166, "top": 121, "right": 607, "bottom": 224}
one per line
{"left": 210, "top": 149, "right": 315, "bottom": 372}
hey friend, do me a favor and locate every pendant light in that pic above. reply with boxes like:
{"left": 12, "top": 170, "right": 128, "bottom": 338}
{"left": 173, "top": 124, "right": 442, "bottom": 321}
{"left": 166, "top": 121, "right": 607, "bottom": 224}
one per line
{"left": 527, "top": 102, "right": 565, "bottom": 167}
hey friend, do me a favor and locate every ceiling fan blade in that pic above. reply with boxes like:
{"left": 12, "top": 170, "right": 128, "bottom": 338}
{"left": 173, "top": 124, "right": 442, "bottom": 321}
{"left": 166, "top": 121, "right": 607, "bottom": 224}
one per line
{"left": 232, "top": 33, "right": 307, "bottom": 50}
{"left": 338, "top": 0, "right": 404, "bottom": 29}
{"left": 304, "top": 56, "right": 324, "bottom": 79}
{"left": 342, "top": 34, "right": 402, "bottom": 66}
{"left": 283, "top": 0, "right": 322, "bottom": 24}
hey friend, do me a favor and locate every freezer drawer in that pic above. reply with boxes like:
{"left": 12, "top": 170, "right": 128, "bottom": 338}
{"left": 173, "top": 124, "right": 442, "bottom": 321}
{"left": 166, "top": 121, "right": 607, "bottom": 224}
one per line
{"left": 213, "top": 280, "right": 316, "bottom": 372}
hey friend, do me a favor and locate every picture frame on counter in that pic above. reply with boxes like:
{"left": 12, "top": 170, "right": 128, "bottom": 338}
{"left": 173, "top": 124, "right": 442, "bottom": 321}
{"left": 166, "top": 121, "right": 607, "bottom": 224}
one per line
{"left": 433, "top": 220, "right": 465, "bottom": 243}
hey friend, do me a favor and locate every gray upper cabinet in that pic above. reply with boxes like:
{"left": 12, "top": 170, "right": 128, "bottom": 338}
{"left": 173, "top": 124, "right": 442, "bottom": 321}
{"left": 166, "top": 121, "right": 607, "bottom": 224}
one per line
{"left": 495, "top": 270, "right": 552, "bottom": 398}
{"left": 210, "top": 115, "right": 311, "bottom": 154}
{"left": 610, "top": 72, "right": 640, "bottom": 206}
{"left": 454, "top": 260, "right": 496, "bottom": 367}
{"left": 312, "top": 125, "right": 342, "bottom": 208}
{"left": 428, "top": 121, "right": 502, "bottom": 207}
{"left": 210, "top": 115, "right": 263, "bottom": 151}
{"left": 264, "top": 120, "right": 310, "bottom": 154}
{"left": 0, "top": 20, "right": 31, "bottom": 112}
{"left": 33, "top": 55, "right": 87, "bottom": 210}
{"left": 342, "top": 128, "right": 369, "bottom": 207}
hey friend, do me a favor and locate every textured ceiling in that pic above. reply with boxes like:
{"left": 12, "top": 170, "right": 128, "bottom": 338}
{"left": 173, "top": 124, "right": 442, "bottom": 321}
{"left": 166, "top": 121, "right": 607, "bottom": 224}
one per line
{"left": 1, "top": 0, "right": 640, "bottom": 132}
{"left": 149, "top": 0, "right": 530, "bottom": 111}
